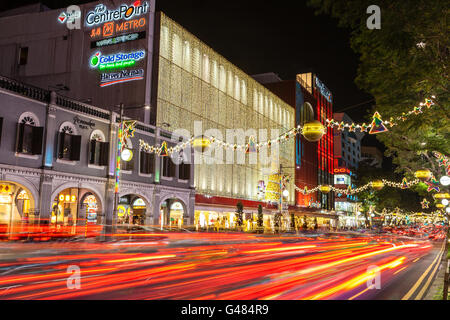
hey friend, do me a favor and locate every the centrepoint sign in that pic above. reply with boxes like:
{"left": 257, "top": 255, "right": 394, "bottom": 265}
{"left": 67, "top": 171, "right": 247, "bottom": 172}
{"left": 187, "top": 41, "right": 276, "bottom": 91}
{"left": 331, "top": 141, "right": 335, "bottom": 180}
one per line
{"left": 85, "top": 1, "right": 149, "bottom": 27}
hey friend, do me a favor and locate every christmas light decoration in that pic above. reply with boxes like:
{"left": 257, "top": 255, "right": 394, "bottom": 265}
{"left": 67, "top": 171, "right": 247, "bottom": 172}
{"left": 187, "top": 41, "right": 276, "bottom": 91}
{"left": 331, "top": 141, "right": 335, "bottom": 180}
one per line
{"left": 301, "top": 120, "right": 326, "bottom": 142}
{"left": 414, "top": 168, "right": 432, "bottom": 181}
{"left": 193, "top": 136, "right": 211, "bottom": 153}
{"left": 320, "top": 185, "right": 331, "bottom": 194}
{"left": 159, "top": 141, "right": 169, "bottom": 157}
{"left": 265, "top": 174, "right": 281, "bottom": 202}
{"left": 371, "top": 180, "right": 384, "bottom": 191}
{"left": 136, "top": 96, "right": 437, "bottom": 157}
{"left": 245, "top": 136, "right": 257, "bottom": 154}
{"left": 295, "top": 178, "right": 420, "bottom": 196}
{"left": 426, "top": 176, "right": 441, "bottom": 192}
{"left": 369, "top": 112, "right": 388, "bottom": 134}
{"left": 421, "top": 198, "right": 430, "bottom": 209}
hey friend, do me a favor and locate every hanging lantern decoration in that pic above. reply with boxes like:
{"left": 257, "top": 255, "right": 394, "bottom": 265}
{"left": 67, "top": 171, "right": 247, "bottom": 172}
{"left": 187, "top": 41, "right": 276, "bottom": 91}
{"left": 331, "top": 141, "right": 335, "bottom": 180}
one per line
{"left": 193, "top": 135, "right": 211, "bottom": 153}
{"left": 302, "top": 121, "right": 326, "bottom": 142}
{"left": 434, "top": 193, "right": 450, "bottom": 200}
{"left": 320, "top": 185, "right": 331, "bottom": 194}
{"left": 436, "top": 203, "right": 445, "bottom": 209}
{"left": 371, "top": 180, "right": 384, "bottom": 191}
{"left": 414, "top": 168, "right": 432, "bottom": 181}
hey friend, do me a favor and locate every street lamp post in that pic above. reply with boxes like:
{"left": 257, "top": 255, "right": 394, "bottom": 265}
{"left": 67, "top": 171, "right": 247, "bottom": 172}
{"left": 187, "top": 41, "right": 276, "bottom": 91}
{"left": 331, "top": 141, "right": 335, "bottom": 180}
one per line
{"left": 108, "top": 103, "right": 149, "bottom": 233}
{"left": 443, "top": 209, "right": 449, "bottom": 300}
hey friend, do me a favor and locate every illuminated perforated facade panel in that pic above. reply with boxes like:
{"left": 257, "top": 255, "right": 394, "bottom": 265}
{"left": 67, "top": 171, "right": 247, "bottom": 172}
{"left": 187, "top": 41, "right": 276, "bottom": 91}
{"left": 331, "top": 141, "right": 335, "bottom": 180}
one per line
{"left": 154, "top": 13, "right": 295, "bottom": 203}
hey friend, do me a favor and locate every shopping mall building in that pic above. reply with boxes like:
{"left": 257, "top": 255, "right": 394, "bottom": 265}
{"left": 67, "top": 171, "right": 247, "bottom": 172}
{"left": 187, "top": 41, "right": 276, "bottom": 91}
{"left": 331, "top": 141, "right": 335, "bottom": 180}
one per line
{"left": 0, "top": 0, "right": 319, "bottom": 230}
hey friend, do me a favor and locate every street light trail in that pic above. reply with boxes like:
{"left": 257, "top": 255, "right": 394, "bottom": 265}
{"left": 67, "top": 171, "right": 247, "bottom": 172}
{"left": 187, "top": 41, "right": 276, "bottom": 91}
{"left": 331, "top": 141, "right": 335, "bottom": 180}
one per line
{"left": 0, "top": 230, "right": 439, "bottom": 300}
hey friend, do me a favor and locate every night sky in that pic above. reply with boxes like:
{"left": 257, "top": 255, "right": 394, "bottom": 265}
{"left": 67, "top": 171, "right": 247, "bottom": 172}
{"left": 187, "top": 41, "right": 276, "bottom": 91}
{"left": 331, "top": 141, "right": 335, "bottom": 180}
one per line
{"left": 3, "top": 0, "right": 374, "bottom": 123}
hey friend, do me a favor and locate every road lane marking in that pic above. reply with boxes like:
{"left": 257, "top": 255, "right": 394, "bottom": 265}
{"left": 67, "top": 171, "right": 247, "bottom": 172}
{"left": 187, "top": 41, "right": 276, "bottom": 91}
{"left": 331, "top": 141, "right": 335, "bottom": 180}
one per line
{"left": 413, "top": 258, "right": 420, "bottom": 263}
{"left": 394, "top": 267, "right": 407, "bottom": 275}
{"left": 415, "top": 246, "right": 446, "bottom": 300}
{"left": 402, "top": 241, "right": 445, "bottom": 300}
{"left": 348, "top": 287, "right": 370, "bottom": 300}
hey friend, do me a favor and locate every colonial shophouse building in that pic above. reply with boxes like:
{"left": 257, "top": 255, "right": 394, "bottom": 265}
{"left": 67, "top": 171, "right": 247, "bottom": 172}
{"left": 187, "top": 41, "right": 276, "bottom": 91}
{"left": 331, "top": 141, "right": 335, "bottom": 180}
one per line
{"left": 0, "top": 76, "right": 195, "bottom": 229}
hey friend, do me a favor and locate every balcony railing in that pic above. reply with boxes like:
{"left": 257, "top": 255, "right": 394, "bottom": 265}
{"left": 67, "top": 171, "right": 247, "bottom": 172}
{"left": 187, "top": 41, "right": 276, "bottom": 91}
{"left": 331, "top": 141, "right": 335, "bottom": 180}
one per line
{"left": 0, "top": 75, "right": 50, "bottom": 103}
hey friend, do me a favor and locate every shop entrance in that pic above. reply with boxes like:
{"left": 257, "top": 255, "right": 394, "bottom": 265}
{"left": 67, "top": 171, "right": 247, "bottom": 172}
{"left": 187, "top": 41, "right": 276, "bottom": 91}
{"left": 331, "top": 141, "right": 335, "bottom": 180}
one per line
{"left": 51, "top": 188, "right": 102, "bottom": 226}
{"left": 0, "top": 182, "right": 36, "bottom": 231}
{"left": 117, "top": 195, "right": 148, "bottom": 225}
{"left": 160, "top": 199, "right": 186, "bottom": 228}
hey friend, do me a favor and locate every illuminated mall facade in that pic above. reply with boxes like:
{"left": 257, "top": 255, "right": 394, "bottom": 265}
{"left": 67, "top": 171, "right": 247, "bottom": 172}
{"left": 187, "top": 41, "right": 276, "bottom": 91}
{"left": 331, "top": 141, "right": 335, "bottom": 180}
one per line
{"left": 0, "top": 0, "right": 338, "bottom": 231}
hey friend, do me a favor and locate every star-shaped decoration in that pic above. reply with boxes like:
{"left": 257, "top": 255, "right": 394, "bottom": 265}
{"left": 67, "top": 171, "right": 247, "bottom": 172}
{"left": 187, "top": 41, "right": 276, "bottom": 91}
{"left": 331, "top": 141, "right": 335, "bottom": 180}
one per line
{"left": 338, "top": 121, "right": 345, "bottom": 131}
{"left": 349, "top": 123, "right": 356, "bottom": 132}
{"left": 425, "top": 180, "right": 440, "bottom": 193}
{"left": 360, "top": 123, "right": 368, "bottom": 132}
{"left": 413, "top": 106, "right": 422, "bottom": 115}
{"left": 421, "top": 198, "right": 429, "bottom": 209}
{"left": 424, "top": 98, "right": 434, "bottom": 108}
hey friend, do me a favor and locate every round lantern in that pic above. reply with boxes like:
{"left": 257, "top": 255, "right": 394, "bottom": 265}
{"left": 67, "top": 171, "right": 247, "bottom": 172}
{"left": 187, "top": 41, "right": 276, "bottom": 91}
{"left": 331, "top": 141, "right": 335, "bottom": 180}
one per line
{"left": 371, "top": 180, "right": 384, "bottom": 191}
{"left": 320, "top": 185, "right": 331, "bottom": 194}
{"left": 436, "top": 203, "right": 445, "bottom": 209}
{"left": 193, "top": 136, "right": 211, "bottom": 153}
{"left": 121, "top": 148, "right": 133, "bottom": 162}
{"left": 301, "top": 121, "right": 326, "bottom": 142}
{"left": 414, "top": 168, "right": 432, "bottom": 181}
{"left": 435, "top": 193, "right": 450, "bottom": 199}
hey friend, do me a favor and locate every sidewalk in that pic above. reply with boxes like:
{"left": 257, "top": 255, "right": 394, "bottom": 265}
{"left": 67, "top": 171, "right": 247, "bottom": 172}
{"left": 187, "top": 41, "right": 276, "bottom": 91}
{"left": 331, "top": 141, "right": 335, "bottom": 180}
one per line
{"left": 424, "top": 246, "right": 449, "bottom": 300}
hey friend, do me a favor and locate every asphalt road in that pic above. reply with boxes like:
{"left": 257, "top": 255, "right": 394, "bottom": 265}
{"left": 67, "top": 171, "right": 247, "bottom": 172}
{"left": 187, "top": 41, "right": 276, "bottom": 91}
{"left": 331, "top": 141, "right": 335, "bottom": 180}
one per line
{"left": 370, "top": 240, "right": 445, "bottom": 300}
{"left": 0, "top": 231, "right": 444, "bottom": 300}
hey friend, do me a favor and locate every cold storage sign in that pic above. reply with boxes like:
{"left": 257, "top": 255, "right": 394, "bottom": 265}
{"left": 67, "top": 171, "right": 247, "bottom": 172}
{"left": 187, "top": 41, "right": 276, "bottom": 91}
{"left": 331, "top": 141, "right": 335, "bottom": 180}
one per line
{"left": 90, "top": 50, "right": 145, "bottom": 71}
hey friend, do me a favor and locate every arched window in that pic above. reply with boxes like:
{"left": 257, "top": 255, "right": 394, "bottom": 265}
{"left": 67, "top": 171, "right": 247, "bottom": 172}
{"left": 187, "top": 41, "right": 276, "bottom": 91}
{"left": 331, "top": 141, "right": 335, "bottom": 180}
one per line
{"left": 58, "top": 121, "right": 81, "bottom": 161}
{"left": 16, "top": 112, "right": 43, "bottom": 155}
{"left": 89, "top": 129, "right": 109, "bottom": 166}
{"left": 90, "top": 129, "right": 106, "bottom": 142}
{"left": 18, "top": 112, "right": 40, "bottom": 127}
{"left": 59, "top": 121, "right": 78, "bottom": 135}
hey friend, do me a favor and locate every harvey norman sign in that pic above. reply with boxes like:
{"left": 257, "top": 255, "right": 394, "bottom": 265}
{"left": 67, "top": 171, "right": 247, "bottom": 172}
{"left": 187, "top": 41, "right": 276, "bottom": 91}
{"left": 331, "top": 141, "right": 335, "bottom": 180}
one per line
{"left": 85, "top": 1, "right": 149, "bottom": 27}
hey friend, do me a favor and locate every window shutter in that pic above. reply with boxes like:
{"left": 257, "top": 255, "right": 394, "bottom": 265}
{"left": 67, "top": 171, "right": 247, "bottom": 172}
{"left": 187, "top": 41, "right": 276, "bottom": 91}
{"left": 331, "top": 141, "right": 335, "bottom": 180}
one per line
{"left": 140, "top": 151, "right": 147, "bottom": 174}
{"left": 31, "top": 126, "right": 44, "bottom": 155}
{"left": 70, "top": 135, "right": 82, "bottom": 161}
{"left": 89, "top": 140, "right": 97, "bottom": 164}
{"left": 181, "top": 163, "right": 190, "bottom": 180}
{"left": 16, "top": 123, "right": 25, "bottom": 153}
{"left": 169, "top": 158, "right": 176, "bottom": 177}
{"left": 0, "top": 118, "right": 3, "bottom": 146}
{"left": 148, "top": 153, "right": 155, "bottom": 174}
{"left": 99, "top": 142, "right": 109, "bottom": 166}
{"left": 58, "top": 132, "right": 66, "bottom": 158}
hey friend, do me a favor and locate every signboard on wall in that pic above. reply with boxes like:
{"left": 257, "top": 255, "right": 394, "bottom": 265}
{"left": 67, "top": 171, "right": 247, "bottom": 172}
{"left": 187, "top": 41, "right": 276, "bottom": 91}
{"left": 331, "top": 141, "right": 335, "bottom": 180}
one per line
{"left": 80, "top": 0, "right": 154, "bottom": 111}
{"left": 314, "top": 76, "right": 332, "bottom": 103}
